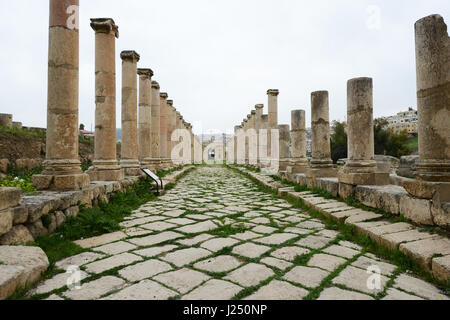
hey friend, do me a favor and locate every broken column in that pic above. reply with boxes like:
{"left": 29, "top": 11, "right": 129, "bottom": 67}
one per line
{"left": 306, "top": 91, "right": 336, "bottom": 186}
{"left": 159, "top": 92, "right": 170, "bottom": 168}
{"left": 289, "top": 110, "right": 308, "bottom": 174}
{"left": 267, "top": 89, "right": 279, "bottom": 160}
{"left": 278, "top": 124, "right": 290, "bottom": 171}
{"left": 120, "top": 50, "right": 140, "bottom": 176}
{"left": 87, "top": 18, "right": 123, "bottom": 181}
{"left": 33, "top": 0, "right": 90, "bottom": 190}
{"left": 137, "top": 68, "right": 153, "bottom": 166}
{"left": 148, "top": 81, "right": 161, "bottom": 169}
{"left": 338, "top": 78, "right": 389, "bottom": 198}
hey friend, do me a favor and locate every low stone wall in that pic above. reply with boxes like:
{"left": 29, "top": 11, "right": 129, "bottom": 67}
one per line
{"left": 287, "top": 172, "right": 450, "bottom": 231}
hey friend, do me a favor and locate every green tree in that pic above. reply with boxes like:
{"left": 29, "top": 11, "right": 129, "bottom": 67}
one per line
{"left": 374, "top": 118, "right": 412, "bottom": 158}
{"left": 330, "top": 120, "right": 347, "bottom": 163}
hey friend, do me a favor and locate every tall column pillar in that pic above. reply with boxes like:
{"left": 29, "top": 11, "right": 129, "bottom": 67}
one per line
{"left": 120, "top": 50, "right": 140, "bottom": 176}
{"left": 278, "top": 124, "right": 290, "bottom": 171}
{"left": 338, "top": 78, "right": 389, "bottom": 197}
{"left": 87, "top": 18, "right": 123, "bottom": 181}
{"left": 267, "top": 89, "right": 279, "bottom": 160}
{"left": 188, "top": 124, "right": 194, "bottom": 164}
{"left": 159, "top": 92, "right": 169, "bottom": 168}
{"left": 255, "top": 105, "right": 264, "bottom": 167}
{"left": 234, "top": 125, "right": 240, "bottom": 164}
{"left": 249, "top": 110, "right": 257, "bottom": 165}
{"left": 306, "top": 91, "right": 336, "bottom": 185}
{"left": 290, "top": 110, "right": 308, "bottom": 173}
{"left": 414, "top": 15, "right": 450, "bottom": 183}
{"left": 33, "top": 0, "right": 90, "bottom": 190}
{"left": 167, "top": 100, "right": 176, "bottom": 167}
{"left": 244, "top": 117, "right": 249, "bottom": 165}
{"left": 137, "top": 68, "right": 153, "bottom": 166}
{"left": 148, "top": 81, "right": 161, "bottom": 170}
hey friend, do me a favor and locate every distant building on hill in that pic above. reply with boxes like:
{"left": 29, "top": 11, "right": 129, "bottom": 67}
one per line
{"left": 386, "top": 107, "right": 418, "bottom": 134}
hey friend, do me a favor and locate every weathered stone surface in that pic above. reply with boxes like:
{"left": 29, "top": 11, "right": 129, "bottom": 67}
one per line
{"left": 246, "top": 280, "right": 309, "bottom": 300}
{"left": 84, "top": 252, "right": 143, "bottom": 274}
{"left": 252, "top": 225, "right": 277, "bottom": 234}
{"left": 118, "top": 259, "right": 172, "bottom": 282}
{"left": 394, "top": 273, "right": 448, "bottom": 300}
{"left": 93, "top": 241, "right": 137, "bottom": 255}
{"left": 0, "top": 209, "right": 14, "bottom": 236}
{"left": 140, "top": 221, "right": 177, "bottom": 231}
{"left": 0, "top": 265, "right": 26, "bottom": 300}
{"left": 261, "top": 257, "right": 293, "bottom": 271}
{"left": 345, "top": 211, "right": 382, "bottom": 224}
{"left": 231, "top": 231, "right": 261, "bottom": 240}
{"left": 63, "top": 276, "right": 125, "bottom": 300}
{"left": 351, "top": 256, "right": 397, "bottom": 276}
{"left": 0, "top": 225, "right": 34, "bottom": 245}
{"left": 182, "top": 279, "right": 243, "bottom": 300}
{"left": 177, "top": 234, "right": 214, "bottom": 246}
{"left": 0, "top": 188, "right": 21, "bottom": 211}
{"left": 323, "top": 245, "right": 360, "bottom": 259}
{"left": 104, "top": 280, "right": 177, "bottom": 300}
{"left": 399, "top": 196, "right": 433, "bottom": 225}
{"left": 308, "top": 254, "right": 346, "bottom": 271}
{"left": 200, "top": 238, "right": 239, "bottom": 252}
{"left": 12, "top": 205, "right": 29, "bottom": 225}
{"left": 127, "top": 231, "right": 183, "bottom": 247}
{"left": 431, "top": 255, "right": 450, "bottom": 283}
{"left": 232, "top": 243, "right": 271, "bottom": 259}
{"left": 333, "top": 265, "right": 389, "bottom": 295}
{"left": 0, "top": 246, "right": 49, "bottom": 284}
{"left": 153, "top": 268, "right": 210, "bottom": 294}
{"left": 366, "top": 222, "right": 414, "bottom": 244}
{"left": 193, "top": 256, "right": 242, "bottom": 273}
{"left": 74, "top": 231, "right": 127, "bottom": 249}
{"left": 253, "top": 233, "right": 297, "bottom": 245}
{"left": 296, "top": 235, "right": 331, "bottom": 249}
{"left": 133, "top": 245, "right": 177, "bottom": 258}
{"left": 382, "top": 288, "right": 423, "bottom": 300}
{"left": 399, "top": 237, "right": 450, "bottom": 271}
{"left": 161, "top": 248, "right": 211, "bottom": 267}
{"left": 380, "top": 229, "right": 437, "bottom": 251}
{"left": 176, "top": 221, "right": 218, "bottom": 233}
{"left": 56, "top": 252, "right": 105, "bottom": 270}
{"left": 318, "top": 287, "right": 374, "bottom": 300}
{"left": 225, "top": 263, "right": 274, "bottom": 287}
{"left": 271, "top": 246, "right": 310, "bottom": 262}
{"left": 29, "top": 271, "right": 89, "bottom": 296}
{"left": 283, "top": 266, "right": 329, "bottom": 288}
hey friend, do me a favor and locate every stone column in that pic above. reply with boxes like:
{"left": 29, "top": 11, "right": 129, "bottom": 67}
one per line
{"left": 167, "top": 100, "right": 176, "bottom": 167}
{"left": 234, "top": 125, "right": 240, "bottom": 164}
{"left": 290, "top": 110, "right": 308, "bottom": 174}
{"left": 33, "top": 0, "right": 90, "bottom": 190}
{"left": 159, "top": 92, "right": 169, "bottom": 168}
{"left": 338, "top": 78, "right": 389, "bottom": 197}
{"left": 267, "top": 89, "right": 279, "bottom": 160}
{"left": 137, "top": 68, "right": 153, "bottom": 166}
{"left": 306, "top": 91, "right": 336, "bottom": 185}
{"left": 278, "top": 124, "right": 290, "bottom": 171}
{"left": 175, "top": 111, "right": 183, "bottom": 163}
{"left": 413, "top": 15, "right": 450, "bottom": 183}
{"left": 244, "top": 117, "right": 249, "bottom": 164}
{"left": 255, "top": 105, "right": 264, "bottom": 166}
{"left": 120, "top": 51, "right": 140, "bottom": 176}
{"left": 87, "top": 18, "right": 123, "bottom": 182}
{"left": 188, "top": 124, "right": 195, "bottom": 164}
{"left": 148, "top": 81, "right": 161, "bottom": 169}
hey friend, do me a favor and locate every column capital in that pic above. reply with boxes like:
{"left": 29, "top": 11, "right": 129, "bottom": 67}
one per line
{"left": 137, "top": 68, "right": 153, "bottom": 78}
{"left": 90, "top": 18, "right": 119, "bottom": 38}
{"left": 267, "top": 89, "right": 279, "bottom": 96}
{"left": 255, "top": 104, "right": 264, "bottom": 110}
{"left": 251, "top": 110, "right": 256, "bottom": 115}
{"left": 120, "top": 50, "right": 140, "bottom": 62}
{"left": 167, "top": 100, "right": 173, "bottom": 106}
{"left": 151, "top": 81, "right": 160, "bottom": 89}
{"left": 160, "top": 92, "right": 168, "bottom": 99}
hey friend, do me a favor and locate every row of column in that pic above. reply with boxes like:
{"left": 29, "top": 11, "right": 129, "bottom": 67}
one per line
{"left": 33, "top": 2, "right": 195, "bottom": 191}
{"left": 233, "top": 13, "right": 449, "bottom": 189}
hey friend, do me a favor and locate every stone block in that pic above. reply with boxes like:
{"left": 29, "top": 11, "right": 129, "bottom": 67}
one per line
{"left": 12, "top": 205, "right": 29, "bottom": 225}
{"left": 315, "top": 178, "right": 339, "bottom": 197}
{"left": 432, "top": 255, "right": 450, "bottom": 283}
{"left": 0, "top": 265, "right": 27, "bottom": 300}
{"left": 432, "top": 202, "right": 450, "bottom": 230}
{"left": 0, "top": 209, "right": 13, "bottom": 236}
{"left": 26, "top": 219, "right": 48, "bottom": 238}
{"left": 399, "top": 195, "right": 433, "bottom": 225}
{"left": 399, "top": 237, "right": 450, "bottom": 271}
{"left": 0, "top": 188, "right": 21, "bottom": 211}
{"left": 0, "top": 225, "right": 34, "bottom": 245}
{"left": 0, "top": 159, "right": 9, "bottom": 173}
{"left": 338, "top": 183, "right": 355, "bottom": 199}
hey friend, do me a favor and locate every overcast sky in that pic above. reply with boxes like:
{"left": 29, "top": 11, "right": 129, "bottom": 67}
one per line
{"left": 0, "top": 1, "right": 448, "bottom": 135}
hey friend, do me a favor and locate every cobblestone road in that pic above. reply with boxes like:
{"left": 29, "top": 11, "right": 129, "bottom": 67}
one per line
{"left": 28, "top": 167, "right": 449, "bottom": 300}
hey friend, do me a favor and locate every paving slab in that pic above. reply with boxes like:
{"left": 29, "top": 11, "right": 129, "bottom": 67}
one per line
{"left": 224, "top": 263, "right": 274, "bottom": 287}
{"left": 194, "top": 256, "right": 243, "bottom": 273}
{"left": 317, "top": 287, "right": 374, "bottom": 300}
{"left": 283, "top": 266, "right": 329, "bottom": 288}
{"left": 232, "top": 243, "right": 271, "bottom": 259}
{"left": 118, "top": 259, "right": 172, "bottom": 282}
{"left": 63, "top": 276, "right": 125, "bottom": 300}
{"left": 153, "top": 268, "right": 210, "bottom": 294}
{"left": 84, "top": 253, "right": 143, "bottom": 274}
{"left": 103, "top": 280, "right": 177, "bottom": 300}
{"left": 182, "top": 280, "right": 242, "bottom": 300}
{"left": 161, "top": 248, "right": 211, "bottom": 267}
{"left": 245, "top": 280, "right": 309, "bottom": 300}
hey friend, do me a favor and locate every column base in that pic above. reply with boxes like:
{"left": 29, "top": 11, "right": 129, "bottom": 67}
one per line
{"left": 403, "top": 179, "right": 450, "bottom": 201}
{"left": 337, "top": 171, "right": 389, "bottom": 186}
{"left": 415, "top": 161, "right": 450, "bottom": 183}
{"left": 289, "top": 159, "right": 309, "bottom": 174}
{"left": 32, "top": 172, "right": 90, "bottom": 191}
{"left": 306, "top": 167, "right": 337, "bottom": 188}
{"left": 87, "top": 160, "right": 124, "bottom": 181}
{"left": 279, "top": 158, "right": 290, "bottom": 172}
{"left": 142, "top": 159, "right": 163, "bottom": 171}
{"left": 120, "top": 159, "right": 141, "bottom": 177}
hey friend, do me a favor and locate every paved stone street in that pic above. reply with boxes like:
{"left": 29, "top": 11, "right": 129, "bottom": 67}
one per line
{"left": 28, "top": 167, "right": 449, "bottom": 300}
